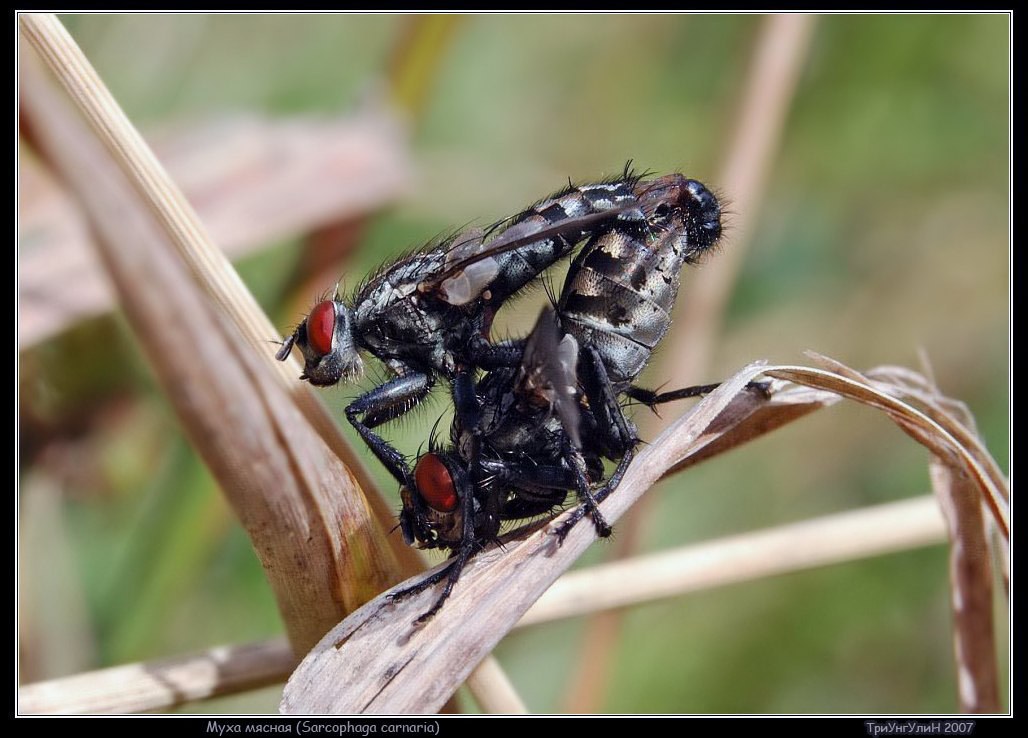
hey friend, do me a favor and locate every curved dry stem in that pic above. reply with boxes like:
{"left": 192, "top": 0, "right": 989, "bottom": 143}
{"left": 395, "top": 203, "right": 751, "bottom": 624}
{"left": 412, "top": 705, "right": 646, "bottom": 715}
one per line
{"left": 18, "top": 349, "right": 1003, "bottom": 713}
{"left": 463, "top": 658, "right": 529, "bottom": 714}
{"left": 19, "top": 15, "right": 530, "bottom": 712}
{"left": 766, "top": 364, "right": 1008, "bottom": 539}
{"left": 767, "top": 360, "right": 1007, "bottom": 714}
{"left": 281, "top": 356, "right": 1005, "bottom": 713}
{"left": 930, "top": 461, "right": 1000, "bottom": 713}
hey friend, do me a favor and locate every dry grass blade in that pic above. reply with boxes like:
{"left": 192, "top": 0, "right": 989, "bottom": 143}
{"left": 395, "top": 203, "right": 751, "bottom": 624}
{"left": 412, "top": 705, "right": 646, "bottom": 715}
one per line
{"left": 765, "top": 363, "right": 1009, "bottom": 539}
{"left": 520, "top": 495, "right": 947, "bottom": 626}
{"left": 18, "top": 640, "right": 295, "bottom": 715}
{"left": 662, "top": 379, "right": 839, "bottom": 477}
{"left": 768, "top": 358, "right": 1006, "bottom": 713}
{"left": 860, "top": 361, "right": 1009, "bottom": 506}
{"left": 930, "top": 460, "right": 1000, "bottom": 713}
{"left": 280, "top": 362, "right": 767, "bottom": 714}
{"left": 19, "top": 37, "right": 399, "bottom": 654}
{"left": 18, "top": 15, "right": 1004, "bottom": 714}
{"left": 463, "top": 658, "right": 528, "bottom": 714}
{"left": 17, "top": 13, "right": 419, "bottom": 574}
{"left": 829, "top": 353, "right": 1009, "bottom": 594}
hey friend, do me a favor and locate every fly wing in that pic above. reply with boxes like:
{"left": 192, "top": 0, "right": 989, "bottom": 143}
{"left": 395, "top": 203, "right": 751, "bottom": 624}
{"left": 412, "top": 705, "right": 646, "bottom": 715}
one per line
{"left": 429, "top": 174, "right": 656, "bottom": 306}
{"left": 517, "top": 307, "right": 582, "bottom": 449}
{"left": 429, "top": 207, "right": 634, "bottom": 306}
{"left": 435, "top": 228, "right": 498, "bottom": 305}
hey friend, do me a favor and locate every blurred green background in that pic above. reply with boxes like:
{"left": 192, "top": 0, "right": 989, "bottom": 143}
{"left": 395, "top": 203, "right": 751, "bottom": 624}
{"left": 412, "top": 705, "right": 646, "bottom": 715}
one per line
{"left": 18, "top": 13, "right": 1009, "bottom": 714}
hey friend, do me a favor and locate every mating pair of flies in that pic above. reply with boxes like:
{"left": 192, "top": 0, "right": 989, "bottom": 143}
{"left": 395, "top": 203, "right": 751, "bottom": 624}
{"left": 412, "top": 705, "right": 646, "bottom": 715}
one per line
{"left": 277, "top": 168, "right": 725, "bottom": 623}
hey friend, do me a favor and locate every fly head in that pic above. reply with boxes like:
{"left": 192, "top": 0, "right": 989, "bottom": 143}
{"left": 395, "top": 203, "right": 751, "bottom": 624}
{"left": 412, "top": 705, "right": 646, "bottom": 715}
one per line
{"left": 399, "top": 451, "right": 468, "bottom": 550}
{"left": 638, "top": 174, "right": 723, "bottom": 260}
{"left": 277, "top": 299, "right": 363, "bottom": 386}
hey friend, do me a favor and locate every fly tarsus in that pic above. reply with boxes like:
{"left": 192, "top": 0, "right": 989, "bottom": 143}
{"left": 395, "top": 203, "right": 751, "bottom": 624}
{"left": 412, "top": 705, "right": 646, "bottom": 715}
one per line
{"left": 389, "top": 546, "right": 477, "bottom": 626}
{"left": 627, "top": 378, "right": 772, "bottom": 408}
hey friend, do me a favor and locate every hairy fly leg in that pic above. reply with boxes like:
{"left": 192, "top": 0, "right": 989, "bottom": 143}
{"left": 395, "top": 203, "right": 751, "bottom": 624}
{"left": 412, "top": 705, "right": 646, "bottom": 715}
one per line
{"left": 551, "top": 379, "right": 771, "bottom": 543}
{"left": 477, "top": 455, "right": 579, "bottom": 493}
{"left": 562, "top": 435, "right": 612, "bottom": 539}
{"left": 345, "top": 371, "right": 434, "bottom": 488}
{"left": 625, "top": 379, "right": 772, "bottom": 408}
{"left": 389, "top": 542, "right": 478, "bottom": 626}
{"left": 576, "top": 344, "right": 640, "bottom": 458}
{"left": 553, "top": 443, "right": 635, "bottom": 544}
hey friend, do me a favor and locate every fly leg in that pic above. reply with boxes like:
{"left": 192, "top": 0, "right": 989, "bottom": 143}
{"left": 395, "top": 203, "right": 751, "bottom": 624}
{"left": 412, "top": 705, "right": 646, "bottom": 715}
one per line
{"left": 579, "top": 345, "right": 639, "bottom": 458}
{"left": 560, "top": 436, "right": 612, "bottom": 542}
{"left": 552, "top": 445, "right": 634, "bottom": 543}
{"left": 469, "top": 335, "right": 524, "bottom": 371}
{"left": 626, "top": 382, "right": 718, "bottom": 405}
{"left": 549, "top": 345, "right": 651, "bottom": 544}
{"left": 387, "top": 546, "right": 472, "bottom": 625}
{"left": 390, "top": 538, "right": 477, "bottom": 626}
{"left": 478, "top": 457, "right": 577, "bottom": 491}
{"left": 345, "top": 371, "right": 434, "bottom": 488}
{"left": 451, "top": 369, "right": 483, "bottom": 438}
{"left": 551, "top": 377, "right": 771, "bottom": 540}
{"left": 625, "top": 379, "right": 771, "bottom": 408}
{"left": 477, "top": 457, "right": 578, "bottom": 520}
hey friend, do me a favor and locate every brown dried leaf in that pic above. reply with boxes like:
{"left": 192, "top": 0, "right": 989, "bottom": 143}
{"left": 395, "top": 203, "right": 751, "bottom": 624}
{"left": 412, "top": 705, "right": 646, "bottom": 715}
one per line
{"left": 280, "top": 363, "right": 768, "bottom": 714}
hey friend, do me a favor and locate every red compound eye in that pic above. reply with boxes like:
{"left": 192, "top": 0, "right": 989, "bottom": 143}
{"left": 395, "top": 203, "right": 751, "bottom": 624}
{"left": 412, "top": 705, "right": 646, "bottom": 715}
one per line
{"left": 415, "top": 454, "right": 458, "bottom": 512}
{"left": 306, "top": 301, "right": 336, "bottom": 357}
